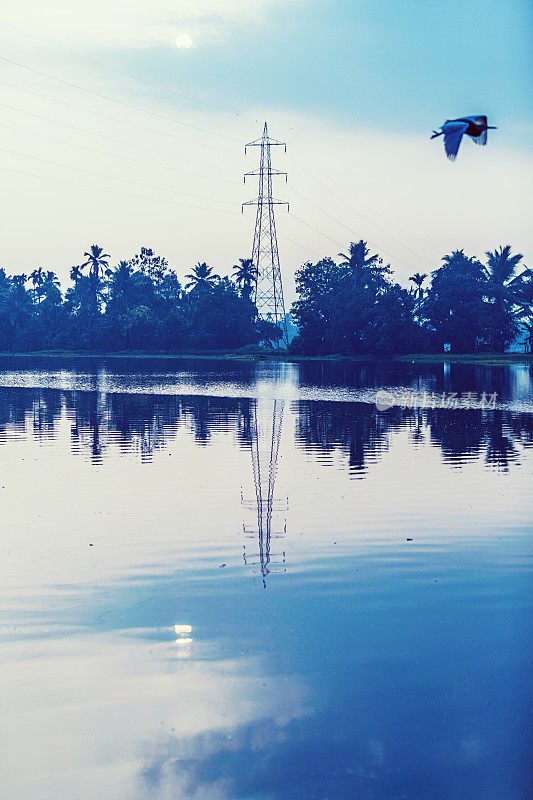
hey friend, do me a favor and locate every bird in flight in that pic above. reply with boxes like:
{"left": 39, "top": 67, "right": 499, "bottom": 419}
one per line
{"left": 431, "top": 116, "right": 496, "bottom": 160}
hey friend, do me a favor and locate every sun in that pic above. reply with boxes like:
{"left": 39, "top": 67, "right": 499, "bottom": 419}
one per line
{"left": 175, "top": 33, "right": 193, "bottom": 49}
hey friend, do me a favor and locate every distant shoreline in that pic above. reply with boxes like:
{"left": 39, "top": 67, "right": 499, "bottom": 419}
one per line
{"left": 0, "top": 351, "right": 531, "bottom": 366}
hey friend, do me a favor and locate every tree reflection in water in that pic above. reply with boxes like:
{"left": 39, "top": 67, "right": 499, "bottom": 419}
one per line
{"left": 0, "top": 387, "right": 532, "bottom": 475}
{"left": 296, "top": 400, "right": 533, "bottom": 475}
{"left": 1, "top": 380, "right": 531, "bottom": 800}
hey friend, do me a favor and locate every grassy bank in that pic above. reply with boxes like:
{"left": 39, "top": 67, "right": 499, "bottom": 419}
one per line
{"left": 0, "top": 350, "right": 531, "bottom": 366}
{"left": 395, "top": 353, "right": 533, "bottom": 366}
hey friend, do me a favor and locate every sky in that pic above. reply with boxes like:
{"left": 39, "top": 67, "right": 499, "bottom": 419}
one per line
{"left": 0, "top": 0, "right": 532, "bottom": 303}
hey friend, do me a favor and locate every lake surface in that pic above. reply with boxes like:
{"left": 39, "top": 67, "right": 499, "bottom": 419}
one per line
{"left": 1, "top": 357, "right": 532, "bottom": 800}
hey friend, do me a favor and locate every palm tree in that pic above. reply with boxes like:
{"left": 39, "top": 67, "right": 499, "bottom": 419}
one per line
{"left": 483, "top": 246, "right": 527, "bottom": 303}
{"left": 30, "top": 267, "right": 45, "bottom": 304}
{"left": 82, "top": 244, "right": 110, "bottom": 281}
{"left": 185, "top": 262, "right": 218, "bottom": 291}
{"left": 338, "top": 240, "right": 390, "bottom": 287}
{"left": 483, "top": 246, "right": 529, "bottom": 350}
{"left": 70, "top": 265, "right": 82, "bottom": 284}
{"left": 41, "top": 271, "right": 61, "bottom": 304}
{"left": 232, "top": 258, "right": 258, "bottom": 300}
{"left": 44, "top": 271, "right": 60, "bottom": 288}
{"left": 112, "top": 260, "right": 133, "bottom": 286}
{"left": 409, "top": 272, "right": 428, "bottom": 320}
{"left": 81, "top": 244, "right": 110, "bottom": 312}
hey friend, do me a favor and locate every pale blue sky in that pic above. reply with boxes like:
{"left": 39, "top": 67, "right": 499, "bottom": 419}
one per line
{"left": 0, "top": 0, "right": 531, "bottom": 295}
{"left": 114, "top": 0, "right": 533, "bottom": 138}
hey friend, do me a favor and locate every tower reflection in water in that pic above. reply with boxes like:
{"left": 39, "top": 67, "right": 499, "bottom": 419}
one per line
{"left": 241, "top": 398, "right": 287, "bottom": 586}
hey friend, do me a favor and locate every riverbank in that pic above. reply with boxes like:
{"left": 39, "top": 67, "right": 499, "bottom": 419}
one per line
{"left": 394, "top": 353, "right": 533, "bottom": 366}
{"left": 0, "top": 350, "right": 531, "bottom": 366}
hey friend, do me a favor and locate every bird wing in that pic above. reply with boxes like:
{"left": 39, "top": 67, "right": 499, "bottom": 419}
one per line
{"left": 473, "top": 115, "right": 488, "bottom": 145}
{"left": 442, "top": 120, "right": 469, "bottom": 160}
{"left": 464, "top": 115, "right": 489, "bottom": 145}
{"left": 460, "top": 115, "right": 487, "bottom": 125}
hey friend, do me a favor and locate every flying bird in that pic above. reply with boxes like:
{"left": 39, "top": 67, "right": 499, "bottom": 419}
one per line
{"left": 431, "top": 116, "right": 496, "bottom": 161}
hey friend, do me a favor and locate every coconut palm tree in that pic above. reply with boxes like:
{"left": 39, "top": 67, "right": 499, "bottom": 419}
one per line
{"left": 409, "top": 272, "right": 428, "bottom": 320}
{"left": 81, "top": 244, "right": 110, "bottom": 312}
{"left": 483, "top": 246, "right": 529, "bottom": 350}
{"left": 232, "top": 258, "right": 258, "bottom": 300}
{"left": 30, "top": 267, "right": 45, "bottom": 304}
{"left": 82, "top": 245, "right": 110, "bottom": 281}
{"left": 40, "top": 271, "right": 61, "bottom": 303}
{"left": 338, "top": 240, "right": 390, "bottom": 287}
{"left": 112, "top": 260, "right": 133, "bottom": 285}
{"left": 44, "top": 271, "right": 60, "bottom": 288}
{"left": 185, "top": 262, "right": 218, "bottom": 291}
{"left": 483, "top": 246, "right": 527, "bottom": 302}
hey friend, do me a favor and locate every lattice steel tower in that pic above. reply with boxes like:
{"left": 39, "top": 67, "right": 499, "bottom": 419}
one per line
{"left": 241, "top": 398, "right": 287, "bottom": 587}
{"left": 243, "top": 123, "right": 289, "bottom": 347}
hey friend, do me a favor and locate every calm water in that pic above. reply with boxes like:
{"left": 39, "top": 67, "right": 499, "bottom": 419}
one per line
{"left": 1, "top": 357, "right": 532, "bottom": 800}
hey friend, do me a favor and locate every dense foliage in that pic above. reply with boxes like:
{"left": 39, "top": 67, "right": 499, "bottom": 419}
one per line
{"left": 290, "top": 242, "right": 532, "bottom": 355}
{"left": 0, "top": 247, "right": 280, "bottom": 353}
{"left": 0, "top": 240, "right": 531, "bottom": 354}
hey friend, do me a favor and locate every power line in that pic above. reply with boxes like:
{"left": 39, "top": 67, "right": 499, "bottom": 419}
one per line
{"left": 289, "top": 209, "right": 420, "bottom": 274}
{"left": 242, "top": 204, "right": 319, "bottom": 258}
{"left": 0, "top": 122, "right": 239, "bottom": 185}
{"left": 287, "top": 154, "right": 434, "bottom": 266}
{"left": 3, "top": 23, "right": 252, "bottom": 122}
{"left": 0, "top": 101, "right": 237, "bottom": 173}
{"left": 0, "top": 81, "right": 240, "bottom": 156}
{"left": 0, "top": 53, "right": 434, "bottom": 273}
{"left": 0, "top": 56, "right": 243, "bottom": 145}
{"left": 1, "top": 54, "right": 435, "bottom": 268}
{"left": 288, "top": 210, "right": 415, "bottom": 278}
{"left": 288, "top": 153, "right": 429, "bottom": 260}
{"left": 1, "top": 59, "right": 434, "bottom": 270}
{"left": 289, "top": 186, "right": 420, "bottom": 271}
{"left": 277, "top": 232, "right": 321, "bottom": 257}
{"left": 288, "top": 212, "right": 345, "bottom": 248}
{"left": 0, "top": 165, "right": 242, "bottom": 215}
{"left": 0, "top": 146, "right": 237, "bottom": 205}
{"left": 288, "top": 209, "right": 427, "bottom": 278}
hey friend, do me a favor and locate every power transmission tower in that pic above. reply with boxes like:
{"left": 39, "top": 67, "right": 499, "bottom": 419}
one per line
{"left": 243, "top": 123, "right": 289, "bottom": 347}
{"left": 241, "top": 398, "right": 287, "bottom": 587}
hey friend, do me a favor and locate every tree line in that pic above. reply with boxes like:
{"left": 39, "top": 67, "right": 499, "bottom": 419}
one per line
{"left": 0, "top": 240, "right": 531, "bottom": 354}
{"left": 291, "top": 242, "right": 532, "bottom": 354}
{"left": 0, "top": 247, "right": 281, "bottom": 353}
